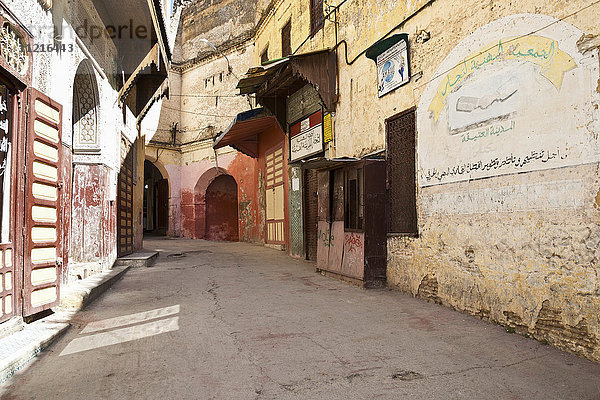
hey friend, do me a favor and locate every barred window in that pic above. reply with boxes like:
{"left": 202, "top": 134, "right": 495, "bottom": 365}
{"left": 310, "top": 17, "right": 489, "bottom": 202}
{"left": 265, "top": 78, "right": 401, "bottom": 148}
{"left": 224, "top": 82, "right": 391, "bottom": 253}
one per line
{"left": 386, "top": 108, "right": 417, "bottom": 235}
{"left": 345, "top": 167, "right": 363, "bottom": 230}
{"left": 310, "top": 0, "right": 325, "bottom": 35}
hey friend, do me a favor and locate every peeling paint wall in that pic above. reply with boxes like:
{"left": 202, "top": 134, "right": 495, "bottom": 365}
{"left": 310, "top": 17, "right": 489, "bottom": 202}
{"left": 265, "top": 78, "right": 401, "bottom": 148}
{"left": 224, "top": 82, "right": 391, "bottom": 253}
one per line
{"left": 150, "top": 0, "right": 269, "bottom": 243}
{"left": 8, "top": 0, "right": 139, "bottom": 281}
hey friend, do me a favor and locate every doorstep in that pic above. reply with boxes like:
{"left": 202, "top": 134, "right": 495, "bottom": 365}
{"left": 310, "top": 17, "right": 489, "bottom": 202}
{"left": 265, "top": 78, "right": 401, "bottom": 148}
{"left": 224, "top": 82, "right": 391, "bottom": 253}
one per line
{"left": 113, "top": 250, "right": 159, "bottom": 268}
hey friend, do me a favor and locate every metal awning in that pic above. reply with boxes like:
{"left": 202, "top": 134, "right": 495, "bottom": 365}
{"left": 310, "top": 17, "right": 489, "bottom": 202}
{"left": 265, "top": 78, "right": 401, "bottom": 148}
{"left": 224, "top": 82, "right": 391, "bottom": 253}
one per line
{"left": 300, "top": 157, "right": 360, "bottom": 170}
{"left": 365, "top": 34, "right": 409, "bottom": 61}
{"left": 119, "top": 43, "right": 160, "bottom": 102}
{"left": 237, "top": 49, "right": 337, "bottom": 111}
{"left": 213, "top": 108, "right": 280, "bottom": 158}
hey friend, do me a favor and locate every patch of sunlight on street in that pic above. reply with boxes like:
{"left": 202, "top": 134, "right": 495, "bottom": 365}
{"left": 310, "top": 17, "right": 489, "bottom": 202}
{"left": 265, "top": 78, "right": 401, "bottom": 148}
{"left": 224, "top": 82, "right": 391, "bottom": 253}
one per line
{"left": 81, "top": 305, "right": 180, "bottom": 334}
{"left": 60, "top": 306, "right": 180, "bottom": 357}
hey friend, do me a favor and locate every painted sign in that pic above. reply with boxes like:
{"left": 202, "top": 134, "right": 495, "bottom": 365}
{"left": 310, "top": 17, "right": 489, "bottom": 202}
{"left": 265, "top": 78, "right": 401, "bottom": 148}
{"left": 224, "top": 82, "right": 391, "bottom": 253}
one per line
{"left": 417, "top": 14, "right": 600, "bottom": 187}
{"left": 290, "top": 110, "right": 323, "bottom": 162}
{"left": 377, "top": 37, "right": 410, "bottom": 97}
{"left": 323, "top": 113, "right": 333, "bottom": 144}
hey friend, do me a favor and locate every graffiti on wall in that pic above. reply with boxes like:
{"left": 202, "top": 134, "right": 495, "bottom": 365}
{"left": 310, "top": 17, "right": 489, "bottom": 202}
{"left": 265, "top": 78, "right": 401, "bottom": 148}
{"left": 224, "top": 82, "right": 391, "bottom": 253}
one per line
{"left": 418, "top": 14, "right": 600, "bottom": 187}
{"left": 342, "top": 232, "right": 364, "bottom": 279}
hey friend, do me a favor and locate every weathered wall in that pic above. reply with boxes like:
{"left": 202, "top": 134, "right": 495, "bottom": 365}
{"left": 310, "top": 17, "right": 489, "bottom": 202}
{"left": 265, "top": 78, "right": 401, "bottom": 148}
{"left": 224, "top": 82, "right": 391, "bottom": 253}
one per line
{"left": 384, "top": 2, "right": 600, "bottom": 362}
{"left": 151, "top": 0, "right": 265, "bottom": 243}
{"left": 178, "top": 147, "right": 261, "bottom": 243}
{"left": 253, "top": 0, "right": 600, "bottom": 362}
{"left": 175, "top": 0, "right": 274, "bottom": 62}
{"left": 145, "top": 145, "right": 182, "bottom": 236}
{"left": 8, "top": 0, "right": 138, "bottom": 279}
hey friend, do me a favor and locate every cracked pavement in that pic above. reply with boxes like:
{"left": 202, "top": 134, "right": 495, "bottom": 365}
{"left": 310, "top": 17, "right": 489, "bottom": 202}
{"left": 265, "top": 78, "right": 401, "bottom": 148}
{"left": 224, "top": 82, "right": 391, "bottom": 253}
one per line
{"left": 3, "top": 238, "right": 600, "bottom": 399}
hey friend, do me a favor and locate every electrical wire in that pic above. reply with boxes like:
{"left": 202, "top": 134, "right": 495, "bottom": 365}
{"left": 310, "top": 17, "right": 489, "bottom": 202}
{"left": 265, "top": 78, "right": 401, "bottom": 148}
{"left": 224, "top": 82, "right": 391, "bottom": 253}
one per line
{"left": 168, "top": 94, "right": 241, "bottom": 98}
{"left": 331, "top": 0, "right": 435, "bottom": 66}
{"left": 411, "top": 0, "right": 600, "bottom": 92}
{"left": 162, "top": 105, "right": 237, "bottom": 118}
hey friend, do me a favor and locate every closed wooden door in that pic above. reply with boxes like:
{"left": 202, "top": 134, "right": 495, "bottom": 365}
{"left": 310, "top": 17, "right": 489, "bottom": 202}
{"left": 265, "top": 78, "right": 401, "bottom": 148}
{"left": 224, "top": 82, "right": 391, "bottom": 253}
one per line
{"left": 0, "top": 85, "right": 15, "bottom": 322}
{"left": 118, "top": 143, "right": 134, "bottom": 257}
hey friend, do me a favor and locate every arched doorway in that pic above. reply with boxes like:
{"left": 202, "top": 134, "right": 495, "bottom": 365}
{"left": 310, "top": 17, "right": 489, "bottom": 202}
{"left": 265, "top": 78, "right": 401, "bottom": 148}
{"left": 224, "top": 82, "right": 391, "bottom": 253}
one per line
{"left": 205, "top": 175, "right": 239, "bottom": 241}
{"left": 144, "top": 160, "right": 169, "bottom": 236}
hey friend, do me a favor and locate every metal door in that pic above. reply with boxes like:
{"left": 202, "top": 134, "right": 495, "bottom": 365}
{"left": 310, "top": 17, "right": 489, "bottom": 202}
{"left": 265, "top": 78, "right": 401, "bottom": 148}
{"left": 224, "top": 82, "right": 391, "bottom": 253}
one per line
{"left": 118, "top": 143, "right": 134, "bottom": 257}
{"left": 23, "top": 88, "right": 63, "bottom": 316}
{"left": 303, "top": 169, "right": 318, "bottom": 261}
{"left": 265, "top": 146, "right": 284, "bottom": 244}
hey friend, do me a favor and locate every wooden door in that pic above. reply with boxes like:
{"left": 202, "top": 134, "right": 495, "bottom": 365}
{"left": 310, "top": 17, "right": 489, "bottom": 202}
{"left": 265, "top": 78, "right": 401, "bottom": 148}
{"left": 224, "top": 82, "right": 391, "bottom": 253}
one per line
{"left": 265, "top": 146, "right": 284, "bottom": 244}
{"left": 303, "top": 169, "right": 318, "bottom": 261}
{"left": 205, "top": 175, "right": 238, "bottom": 241}
{"left": 23, "top": 88, "right": 63, "bottom": 316}
{"left": 157, "top": 178, "right": 168, "bottom": 230}
{"left": 118, "top": 143, "right": 134, "bottom": 257}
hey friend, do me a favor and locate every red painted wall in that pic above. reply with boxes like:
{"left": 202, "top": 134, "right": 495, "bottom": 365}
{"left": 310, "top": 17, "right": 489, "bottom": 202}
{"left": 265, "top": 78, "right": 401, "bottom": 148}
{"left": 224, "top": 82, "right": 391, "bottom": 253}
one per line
{"left": 70, "top": 164, "right": 116, "bottom": 268}
{"left": 60, "top": 147, "right": 72, "bottom": 285}
{"left": 178, "top": 151, "right": 263, "bottom": 244}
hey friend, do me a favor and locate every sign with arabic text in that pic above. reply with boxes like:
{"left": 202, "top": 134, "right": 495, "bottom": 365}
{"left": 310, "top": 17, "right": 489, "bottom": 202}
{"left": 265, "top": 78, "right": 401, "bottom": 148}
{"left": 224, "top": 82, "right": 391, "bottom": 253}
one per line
{"left": 290, "top": 110, "right": 324, "bottom": 162}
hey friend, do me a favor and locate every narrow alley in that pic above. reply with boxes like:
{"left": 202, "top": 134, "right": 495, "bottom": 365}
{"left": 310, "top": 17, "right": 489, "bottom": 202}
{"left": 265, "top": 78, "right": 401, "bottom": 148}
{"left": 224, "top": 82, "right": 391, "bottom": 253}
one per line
{"left": 3, "top": 238, "right": 600, "bottom": 400}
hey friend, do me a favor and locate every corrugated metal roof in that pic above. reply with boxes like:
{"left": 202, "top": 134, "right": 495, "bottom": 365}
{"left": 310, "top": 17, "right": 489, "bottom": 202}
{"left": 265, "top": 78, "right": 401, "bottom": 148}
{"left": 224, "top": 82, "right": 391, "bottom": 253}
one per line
{"left": 236, "top": 49, "right": 337, "bottom": 111}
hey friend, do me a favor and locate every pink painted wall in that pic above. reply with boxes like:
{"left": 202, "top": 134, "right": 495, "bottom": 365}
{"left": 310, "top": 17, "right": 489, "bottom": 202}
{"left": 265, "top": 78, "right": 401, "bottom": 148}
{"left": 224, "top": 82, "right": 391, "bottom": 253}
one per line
{"left": 176, "top": 151, "right": 263, "bottom": 243}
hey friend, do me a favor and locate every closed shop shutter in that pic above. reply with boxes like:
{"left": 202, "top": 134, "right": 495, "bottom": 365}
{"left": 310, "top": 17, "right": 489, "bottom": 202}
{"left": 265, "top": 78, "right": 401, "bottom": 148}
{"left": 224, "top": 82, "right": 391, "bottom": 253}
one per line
{"left": 304, "top": 169, "right": 318, "bottom": 261}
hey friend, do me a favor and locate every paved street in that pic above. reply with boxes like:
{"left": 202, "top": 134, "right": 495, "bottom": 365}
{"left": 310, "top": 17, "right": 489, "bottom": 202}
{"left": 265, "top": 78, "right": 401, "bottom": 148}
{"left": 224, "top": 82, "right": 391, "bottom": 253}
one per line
{"left": 3, "top": 238, "right": 600, "bottom": 399}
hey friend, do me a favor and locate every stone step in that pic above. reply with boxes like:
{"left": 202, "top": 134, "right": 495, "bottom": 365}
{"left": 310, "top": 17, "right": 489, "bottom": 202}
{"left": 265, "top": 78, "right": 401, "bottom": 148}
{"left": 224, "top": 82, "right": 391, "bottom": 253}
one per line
{"left": 114, "top": 251, "right": 159, "bottom": 268}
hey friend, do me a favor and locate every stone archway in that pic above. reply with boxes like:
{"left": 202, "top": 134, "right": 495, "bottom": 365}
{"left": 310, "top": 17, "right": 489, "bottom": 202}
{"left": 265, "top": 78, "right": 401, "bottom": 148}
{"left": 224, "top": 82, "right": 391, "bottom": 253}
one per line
{"left": 144, "top": 160, "right": 169, "bottom": 235}
{"left": 194, "top": 167, "right": 239, "bottom": 240}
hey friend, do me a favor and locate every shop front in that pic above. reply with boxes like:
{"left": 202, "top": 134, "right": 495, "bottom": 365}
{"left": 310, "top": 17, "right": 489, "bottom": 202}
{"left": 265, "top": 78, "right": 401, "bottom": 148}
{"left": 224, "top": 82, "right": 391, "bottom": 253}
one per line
{"left": 302, "top": 157, "right": 387, "bottom": 288}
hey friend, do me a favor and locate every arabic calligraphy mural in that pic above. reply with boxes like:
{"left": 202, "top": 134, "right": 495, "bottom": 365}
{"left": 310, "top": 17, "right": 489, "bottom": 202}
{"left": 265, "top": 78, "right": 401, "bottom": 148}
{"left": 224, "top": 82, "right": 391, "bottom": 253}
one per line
{"left": 417, "top": 14, "right": 600, "bottom": 187}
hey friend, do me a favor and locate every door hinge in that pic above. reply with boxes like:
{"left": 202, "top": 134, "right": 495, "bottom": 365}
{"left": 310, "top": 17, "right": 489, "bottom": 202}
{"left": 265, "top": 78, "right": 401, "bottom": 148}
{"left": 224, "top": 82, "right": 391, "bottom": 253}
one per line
{"left": 22, "top": 225, "right": 26, "bottom": 238}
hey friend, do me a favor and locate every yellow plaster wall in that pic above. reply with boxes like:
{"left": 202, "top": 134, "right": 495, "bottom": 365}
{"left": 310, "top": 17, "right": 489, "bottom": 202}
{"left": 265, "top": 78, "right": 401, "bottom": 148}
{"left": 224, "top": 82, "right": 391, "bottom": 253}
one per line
{"left": 252, "top": 0, "right": 600, "bottom": 362}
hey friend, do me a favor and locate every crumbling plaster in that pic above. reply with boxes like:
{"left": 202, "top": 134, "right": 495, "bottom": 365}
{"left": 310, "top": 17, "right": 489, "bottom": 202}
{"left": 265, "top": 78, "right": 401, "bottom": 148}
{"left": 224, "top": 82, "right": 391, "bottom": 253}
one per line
{"left": 9, "top": 0, "right": 141, "bottom": 276}
{"left": 252, "top": 0, "right": 600, "bottom": 362}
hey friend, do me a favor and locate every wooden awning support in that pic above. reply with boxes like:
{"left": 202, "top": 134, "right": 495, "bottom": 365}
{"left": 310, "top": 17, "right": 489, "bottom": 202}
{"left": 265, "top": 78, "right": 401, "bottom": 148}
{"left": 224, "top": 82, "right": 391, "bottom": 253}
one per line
{"left": 119, "top": 43, "right": 160, "bottom": 102}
